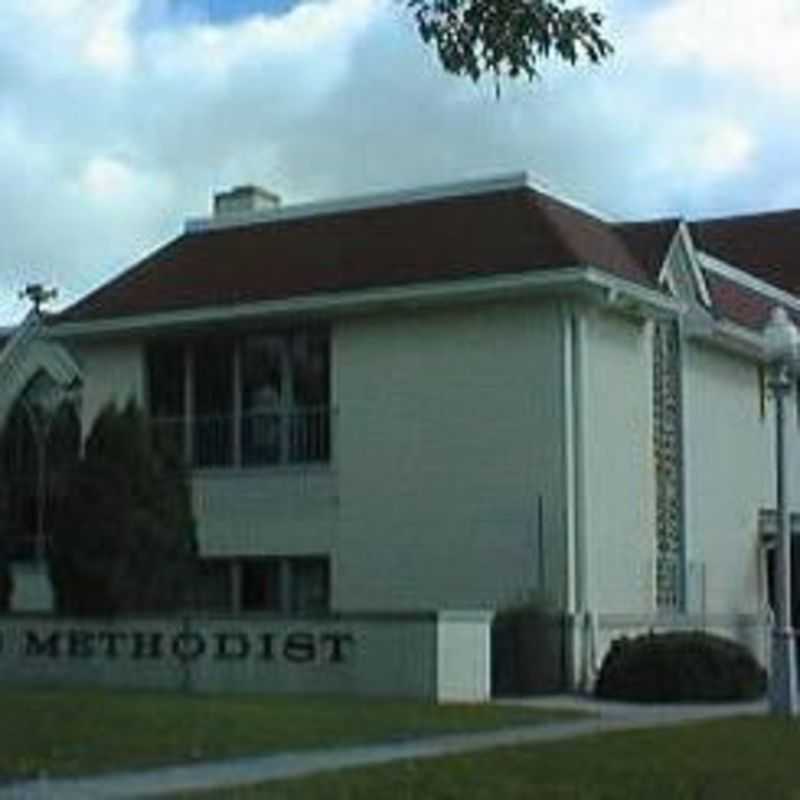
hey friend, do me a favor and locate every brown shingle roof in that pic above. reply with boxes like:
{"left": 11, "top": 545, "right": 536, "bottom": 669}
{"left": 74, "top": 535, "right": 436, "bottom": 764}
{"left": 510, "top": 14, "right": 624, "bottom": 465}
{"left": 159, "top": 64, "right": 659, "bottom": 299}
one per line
{"left": 61, "top": 186, "right": 659, "bottom": 323}
{"left": 703, "top": 271, "right": 775, "bottom": 330}
{"left": 63, "top": 177, "right": 800, "bottom": 334}
{"left": 615, "top": 219, "right": 680, "bottom": 282}
{"left": 691, "top": 210, "right": 800, "bottom": 293}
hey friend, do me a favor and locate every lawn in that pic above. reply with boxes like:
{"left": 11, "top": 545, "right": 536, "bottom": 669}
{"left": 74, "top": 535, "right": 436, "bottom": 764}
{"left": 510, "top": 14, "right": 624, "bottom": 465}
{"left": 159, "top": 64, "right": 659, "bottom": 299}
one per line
{"left": 186, "top": 716, "right": 800, "bottom": 800}
{"left": 0, "top": 687, "right": 576, "bottom": 781}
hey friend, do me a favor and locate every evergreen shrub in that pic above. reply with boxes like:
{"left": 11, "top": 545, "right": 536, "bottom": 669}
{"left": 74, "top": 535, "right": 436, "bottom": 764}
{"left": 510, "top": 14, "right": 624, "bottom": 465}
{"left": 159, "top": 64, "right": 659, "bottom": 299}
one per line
{"left": 492, "top": 595, "right": 565, "bottom": 695}
{"left": 595, "top": 630, "right": 766, "bottom": 702}
{"left": 49, "top": 400, "right": 197, "bottom": 616}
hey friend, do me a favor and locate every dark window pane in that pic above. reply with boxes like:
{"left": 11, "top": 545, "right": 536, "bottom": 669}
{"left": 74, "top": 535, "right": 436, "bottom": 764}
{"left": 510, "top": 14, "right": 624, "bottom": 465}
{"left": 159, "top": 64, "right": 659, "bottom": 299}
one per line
{"left": 147, "top": 342, "right": 184, "bottom": 418}
{"left": 241, "top": 559, "right": 282, "bottom": 612}
{"left": 289, "top": 332, "right": 330, "bottom": 463}
{"left": 290, "top": 332, "right": 329, "bottom": 407}
{"left": 242, "top": 335, "right": 284, "bottom": 410}
{"left": 241, "top": 335, "right": 285, "bottom": 465}
{"left": 147, "top": 342, "right": 186, "bottom": 461}
{"left": 290, "top": 557, "right": 330, "bottom": 614}
{"left": 194, "top": 339, "right": 234, "bottom": 466}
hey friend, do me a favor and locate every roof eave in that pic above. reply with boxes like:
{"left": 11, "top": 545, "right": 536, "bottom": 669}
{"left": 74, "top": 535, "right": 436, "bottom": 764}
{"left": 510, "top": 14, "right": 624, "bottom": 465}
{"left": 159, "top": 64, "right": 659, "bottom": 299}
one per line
{"left": 687, "top": 316, "right": 767, "bottom": 362}
{"left": 50, "top": 266, "right": 678, "bottom": 340}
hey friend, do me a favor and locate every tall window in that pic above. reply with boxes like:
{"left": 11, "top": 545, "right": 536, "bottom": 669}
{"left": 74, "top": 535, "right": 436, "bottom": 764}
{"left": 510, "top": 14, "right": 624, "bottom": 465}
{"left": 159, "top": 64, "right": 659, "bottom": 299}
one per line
{"left": 653, "top": 320, "right": 684, "bottom": 611}
{"left": 146, "top": 328, "right": 330, "bottom": 469}
{"left": 147, "top": 341, "right": 185, "bottom": 460}
{"left": 0, "top": 375, "right": 80, "bottom": 561}
{"left": 242, "top": 334, "right": 289, "bottom": 465}
{"left": 194, "top": 338, "right": 235, "bottom": 467}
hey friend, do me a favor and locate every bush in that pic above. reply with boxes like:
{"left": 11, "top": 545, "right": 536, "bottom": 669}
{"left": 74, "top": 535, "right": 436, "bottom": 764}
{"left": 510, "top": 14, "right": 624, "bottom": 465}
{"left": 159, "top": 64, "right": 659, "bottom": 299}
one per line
{"left": 49, "top": 400, "right": 197, "bottom": 616}
{"left": 595, "top": 630, "right": 766, "bottom": 702}
{"left": 492, "top": 596, "right": 565, "bottom": 695}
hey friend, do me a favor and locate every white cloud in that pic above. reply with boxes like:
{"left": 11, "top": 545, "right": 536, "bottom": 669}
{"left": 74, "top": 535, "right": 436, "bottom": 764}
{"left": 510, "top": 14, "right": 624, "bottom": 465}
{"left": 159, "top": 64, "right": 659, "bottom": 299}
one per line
{"left": 81, "top": 156, "right": 137, "bottom": 198}
{"left": 645, "top": 115, "right": 756, "bottom": 179}
{"left": 15, "top": 0, "right": 136, "bottom": 74}
{"left": 639, "top": 0, "right": 800, "bottom": 95}
{"left": 693, "top": 119, "right": 755, "bottom": 175}
{"left": 0, "top": 0, "right": 799, "bottom": 326}
{"left": 148, "top": 0, "right": 377, "bottom": 80}
{"left": 84, "top": 4, "right": 135, "bottom": 73}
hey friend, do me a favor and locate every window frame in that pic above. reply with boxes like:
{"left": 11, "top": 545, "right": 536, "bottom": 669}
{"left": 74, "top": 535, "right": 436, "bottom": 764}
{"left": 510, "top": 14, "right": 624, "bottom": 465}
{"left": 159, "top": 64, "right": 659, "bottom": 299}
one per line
{"left": 145, "top": 326, "right": 331, "bottom": 471}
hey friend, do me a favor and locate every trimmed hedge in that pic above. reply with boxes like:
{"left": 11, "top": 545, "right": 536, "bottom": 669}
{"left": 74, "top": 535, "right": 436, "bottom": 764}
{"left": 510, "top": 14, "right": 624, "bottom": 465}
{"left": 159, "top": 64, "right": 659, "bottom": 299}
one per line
{"left": 492, "top": 603, "right": 565, "bottom": 695}
{"left": 595, "top": 630, "right": 767, "bottom": 702}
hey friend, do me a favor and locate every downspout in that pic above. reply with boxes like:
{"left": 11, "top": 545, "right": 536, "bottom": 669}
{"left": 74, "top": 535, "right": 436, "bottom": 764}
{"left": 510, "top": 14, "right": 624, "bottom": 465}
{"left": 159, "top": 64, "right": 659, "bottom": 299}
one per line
{"left": 572, "top": 310, "right": 595, "bottom": 690}
{"left": 563, "top": 304, "right": 593, "bottom": 690}
{"left": 677, "top": 323, "right": 691, "bottom": 615}
{"left": 562, "top": 304, "right": 577, "bottom": 621}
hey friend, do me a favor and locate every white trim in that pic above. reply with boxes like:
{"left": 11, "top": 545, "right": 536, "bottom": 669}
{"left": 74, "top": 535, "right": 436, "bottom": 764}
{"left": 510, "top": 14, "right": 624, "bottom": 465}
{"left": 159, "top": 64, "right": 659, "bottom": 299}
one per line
{"left": 589, "top": 270, "right": 681, "bottom": 316}
{"left": 0, "top": 317, "right": 82, "bottom": 431}
{"left": 678, "top": 319, "right": 691, "bottom": 614}
{"left": 52, "top": 267, "right": 682, "bottom": 340}
{"left": 0, "top": 310, "right": 41, "bottom": 376}
{"left": 571, "top": 309, "right": 593, "bottom": 691}
{"left": 184, "top": 170, "right": 615, "bottom": 234}
{"left": 699, "top": 252, "right": 800, "bottom": 314}
{"left": 688, "top": 317, "right": 766, "bottom": 361}
{"left": 677, "top": 222, "right": 713, "bottom": 308}
{"left": 573, "top": 310, "right": 589, "bottom": 616}
{"left": 658, "top": 224, "right": 713, "bottom": 310}
{"left": 595, "top": 611, "right": 766, "bottom": 629}
{"left": 562, "top": 302, "right": 577, "bottom": 616}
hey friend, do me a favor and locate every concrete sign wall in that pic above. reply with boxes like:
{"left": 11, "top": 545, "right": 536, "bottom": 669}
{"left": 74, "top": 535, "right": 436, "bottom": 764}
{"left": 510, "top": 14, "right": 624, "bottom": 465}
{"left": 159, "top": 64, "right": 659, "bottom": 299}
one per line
{"left": 0, "top": 611, "right": 492, "bottom": 702}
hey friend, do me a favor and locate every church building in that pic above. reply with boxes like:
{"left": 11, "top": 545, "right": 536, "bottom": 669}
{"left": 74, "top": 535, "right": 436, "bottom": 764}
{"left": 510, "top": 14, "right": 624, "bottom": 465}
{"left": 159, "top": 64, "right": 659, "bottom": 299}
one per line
{"left": 1, "top": 172, "right": 795, "bottom": 688}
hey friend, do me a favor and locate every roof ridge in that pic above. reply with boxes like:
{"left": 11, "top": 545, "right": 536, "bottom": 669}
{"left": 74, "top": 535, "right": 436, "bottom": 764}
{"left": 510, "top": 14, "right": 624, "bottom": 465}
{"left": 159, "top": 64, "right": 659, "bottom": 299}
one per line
{"left": 692, "top": 207, "right": 800, "bottom": 226}
{"left": 184, "top": 172, "right": 531, "bottom": 234}
{"left": 615, "top": 216, "right": 683, "bottom": 229}
{"left": 184, "top": 170, "right": 618, "bottom": 235}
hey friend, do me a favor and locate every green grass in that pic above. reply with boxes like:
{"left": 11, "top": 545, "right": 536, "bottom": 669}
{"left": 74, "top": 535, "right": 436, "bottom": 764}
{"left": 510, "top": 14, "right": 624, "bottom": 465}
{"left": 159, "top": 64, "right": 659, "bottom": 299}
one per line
{"left": 0, "top": 687, "right": 577, "bottom": 781}
{"left": 186, "top": 717, "right": 800, "bottom": 800}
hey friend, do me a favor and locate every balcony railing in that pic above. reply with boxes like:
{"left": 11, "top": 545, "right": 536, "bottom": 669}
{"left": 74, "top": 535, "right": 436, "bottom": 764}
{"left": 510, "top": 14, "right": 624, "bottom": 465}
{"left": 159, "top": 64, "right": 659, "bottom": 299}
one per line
{"left": 151, "top": 406, "right": 332, "bottom": 469}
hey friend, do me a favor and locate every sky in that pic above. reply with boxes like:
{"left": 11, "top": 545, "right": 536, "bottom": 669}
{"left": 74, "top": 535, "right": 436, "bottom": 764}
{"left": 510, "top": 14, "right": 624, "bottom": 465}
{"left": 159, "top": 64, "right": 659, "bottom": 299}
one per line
{"left": 1, "top": 0, "right": 798, "bottom": 323}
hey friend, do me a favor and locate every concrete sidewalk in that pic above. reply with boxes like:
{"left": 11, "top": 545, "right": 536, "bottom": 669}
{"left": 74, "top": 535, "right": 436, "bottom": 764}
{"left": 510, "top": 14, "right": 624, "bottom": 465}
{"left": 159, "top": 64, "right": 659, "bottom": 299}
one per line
{"left": 0, "top": 696, "right": 768, "bottom": 799}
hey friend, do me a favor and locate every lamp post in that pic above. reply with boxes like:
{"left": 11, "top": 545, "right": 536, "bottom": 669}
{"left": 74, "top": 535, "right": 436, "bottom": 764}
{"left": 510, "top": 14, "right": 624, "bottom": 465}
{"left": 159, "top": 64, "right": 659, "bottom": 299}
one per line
{"left": 764, "top": 306, "right": 799, "bottom": 717}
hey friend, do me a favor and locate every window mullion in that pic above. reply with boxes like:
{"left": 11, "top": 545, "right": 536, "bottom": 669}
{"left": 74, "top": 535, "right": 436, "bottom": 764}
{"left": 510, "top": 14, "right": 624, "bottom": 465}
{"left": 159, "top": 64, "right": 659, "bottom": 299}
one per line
{"left": 280, "top": 558, "right": 292, "bottom": 614}
{"left": 233, "top": 340, "right": 242, "bottom": 468}
{"left": 280, "top": 338, "right": 293, "bottom": 464}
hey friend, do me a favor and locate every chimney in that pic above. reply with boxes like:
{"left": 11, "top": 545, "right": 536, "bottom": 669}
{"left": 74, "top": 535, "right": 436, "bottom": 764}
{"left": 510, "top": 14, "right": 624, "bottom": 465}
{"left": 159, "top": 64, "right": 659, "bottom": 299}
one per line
{"left": 213, "top": 185, "right": 281, "bottom": 217}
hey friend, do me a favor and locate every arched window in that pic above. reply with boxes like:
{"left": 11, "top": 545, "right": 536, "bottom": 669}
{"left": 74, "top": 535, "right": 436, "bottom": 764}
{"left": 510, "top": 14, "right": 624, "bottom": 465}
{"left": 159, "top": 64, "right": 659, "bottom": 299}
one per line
{"left": 0, "top": 372, "right": 80, "bottom": 561}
